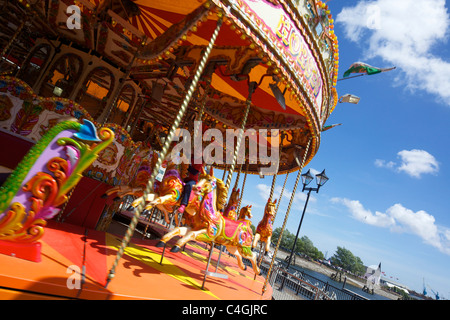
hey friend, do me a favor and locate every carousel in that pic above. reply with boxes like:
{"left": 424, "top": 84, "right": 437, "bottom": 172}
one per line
{"left": 0, "top": 0, "right": 339, "bottom": 299}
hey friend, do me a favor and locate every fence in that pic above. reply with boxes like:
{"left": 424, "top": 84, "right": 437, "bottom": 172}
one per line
{"left": 259, "top": 263, "right": 368, "bottom": 300}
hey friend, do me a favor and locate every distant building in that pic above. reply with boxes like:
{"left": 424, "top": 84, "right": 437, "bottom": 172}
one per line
{"left": 380, "top": 277, "right": 410, "bottom": 294}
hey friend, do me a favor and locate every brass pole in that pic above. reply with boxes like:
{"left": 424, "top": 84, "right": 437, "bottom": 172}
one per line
{"left": 222, "top": 165, "right": 228, "bottom": 181}
{"left": 224, "top": 82, "right": 256, "bottom": 194}
{"left": 273, "top": 171, "right": 290, "bottom": 222}
{"left": 268, "top": 172, "right": 277, "bottom": 201}
{"left": 196, "top": 79, "right": 211, "bottom": 121}
{"left": 262, "top": 138, "right": 311, "bottom": 294}
{"left": 1, "top": 20, "right": 26, "bottom": 58}
{"left": 236, "top": 162, "right": 249, "bottom": 213}
{"left": 192, "top": 78, "right": 211, "bottom": 154}
{"left": 233, "top": 164, "right": 242, "bottom": 190}
{"left": 105, "top": 16, "right": 223, "bottom": 288}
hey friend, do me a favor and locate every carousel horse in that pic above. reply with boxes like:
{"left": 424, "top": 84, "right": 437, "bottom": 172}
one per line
{"left": 156, "top": 169, "right": 261, "bottom": 275}
{"left": 102, "top": 149, "right": 159, "bottom": 199}
{"left": 123, "top": 166, "right": 191, "bottom": 225}
{"left": 237, "top": 205, "right": 252, "bottom": 222}
{"left": 103, "top": 158, "right": 154, "bottom": 199}
{"left": 252, "top": 198, "right": 277, "bottom": 255}
{"left": 103, "top": 155, "right": 188, "bottom": 225}
{"left": 222, "top": 187, "right": 240, "bottom": 220}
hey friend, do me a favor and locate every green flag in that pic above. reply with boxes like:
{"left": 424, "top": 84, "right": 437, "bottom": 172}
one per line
{"left": 343, "top": 62, "right": 395, "bottom": 78}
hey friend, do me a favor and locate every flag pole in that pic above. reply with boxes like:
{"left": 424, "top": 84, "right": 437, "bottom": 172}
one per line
{"left": 337, "top": 66, "right": 396, "bottom": 82}
{"left": 337, "top": 74, "right": 365, "bottom": 82}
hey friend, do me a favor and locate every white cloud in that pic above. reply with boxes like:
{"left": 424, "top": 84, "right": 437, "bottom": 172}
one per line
{"left": 397, "top": 149, "right": 439, "bottom": 178}
{"left": 374, "top": 159, "right": 395, "bottom": 169}
{"left": 386, "top": 204, "right": 440, "bottom": 248}
{"left": 332, "top": 198, "right": 450, "bottom": 255}
{"left": 336, "top": 0, "right": 450, "bottom": 106}
{"left": 375, "top": 149, "right": 439, "bottom": 178}
{"left": 331, "top": 197, "right": 395, "bottom": 228}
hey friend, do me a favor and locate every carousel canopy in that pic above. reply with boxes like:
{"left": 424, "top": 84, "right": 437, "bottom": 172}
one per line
{"left": 1, "top": 0, "right": 339, "bottom": 174}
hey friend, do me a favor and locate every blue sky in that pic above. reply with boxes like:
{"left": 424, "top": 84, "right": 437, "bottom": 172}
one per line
{"left": 220, "top": 0, "right": 450, "bottom": 298}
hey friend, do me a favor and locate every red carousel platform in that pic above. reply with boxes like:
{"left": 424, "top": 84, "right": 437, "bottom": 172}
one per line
{"left": 0, "top": 220, "right": 272, "bottom": 300}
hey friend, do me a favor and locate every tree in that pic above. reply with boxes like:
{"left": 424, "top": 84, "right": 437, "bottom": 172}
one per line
{"left": 330, "top": 246, "right": 365, "bottom": 275}
{"left": 272, "top": 227, "right": 295, "bottom": 249}
{"left": 353, "top": 256, "right": 366, "bottom": 275}
{"left": 271, "top": 228, "right": 324, "bottom": 260}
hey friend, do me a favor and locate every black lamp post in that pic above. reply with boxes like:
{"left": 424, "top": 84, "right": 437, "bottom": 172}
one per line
{"left": 285, "top": 169, "right": 329, "bottom": 272}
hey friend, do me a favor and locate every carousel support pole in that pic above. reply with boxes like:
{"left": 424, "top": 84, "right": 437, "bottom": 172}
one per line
{"left": 169, "top": 209, "right": 177, "bottom": 229}
{"left": 196, "top": 77, "right": 211, "bottom": 121}
{"left": 236, "top": 162, "right": 249, "bottom": 213}
{"left": 257, "top": 242, "right": 265, "bottom": 266}
{"left": 234, "top": 164, "right": 242, "bottom": 189}
{"left": 55, "top": 187, "right": 75, "bottom": 222}
{"left": 224, "top": 82, "right": 256, "bottom": 194}
{"left": 268, "top": 171, "right": 277, "bottom": 201}
{"left": 200, "top": 243, "right": 228, "bottom": 289}
{"left": 201, "top": 242, "right": 215, "bottom": 290}
{"left": 122, "top": 97, "right": 139, "bottom": 128}
{"left": 272, "top": 132, "right": 288, "bottom": 221}
{"left": 104, "top": 17, "right": 223, "bottom": 289}
{"left": 1, "top": 20, "right": 26, "bottom": 59}
{"left": 273, "top": 171, "right": 290, "bottom": 222}
{"left": 129, "top": 98, "right": 148, "bottom": 136}
{"left": 177, "top": 211, "right": 183, "bottom": 227}
{"left": 215, "top": 245, "right": 223, "bottom": 273}
{"left": 253, "top": 163, "right": 278, "bottom": 268}
{"left": 142, "top": 207, "right": 155, "bottom": 239}
{"left": 262, "top": 139, "right": 312, "bottom": 295}
{"left": 191, "top": 76, "right": 211, "bottom": 159}
{"left": 159, "top": 242, "right": 167, "bottom": 265}
{"left": 222, "top": 165, "right": 228, "bottom": 181}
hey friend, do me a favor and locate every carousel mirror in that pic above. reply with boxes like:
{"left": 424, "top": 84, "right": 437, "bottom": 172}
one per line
{"left": 39, "top": 53, "right": 83, "bottom": 99}
{"left": 18, "top": 43, "right": 51, "bottom": 88}
{"left": 76, "top": 67, "right": 114, "bottom": 120}
{"left": 110, "top": 83, "right": 136, "bottom": 126}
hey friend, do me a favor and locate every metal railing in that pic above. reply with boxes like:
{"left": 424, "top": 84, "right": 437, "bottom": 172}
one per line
{"left": 271, "top": 267, "right": 332, "bottom": 300}
{"left": 258, "top": 263, "right": 368, "bottom": 300}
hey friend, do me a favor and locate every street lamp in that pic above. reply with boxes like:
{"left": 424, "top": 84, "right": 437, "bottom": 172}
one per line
{"left": 285, "top": 169, "right": 329, "bottom": 272}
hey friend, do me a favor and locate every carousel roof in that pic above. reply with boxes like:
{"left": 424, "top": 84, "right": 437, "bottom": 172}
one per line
{"left": 1, "top": 0, "right": 339, "bottom": 174}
